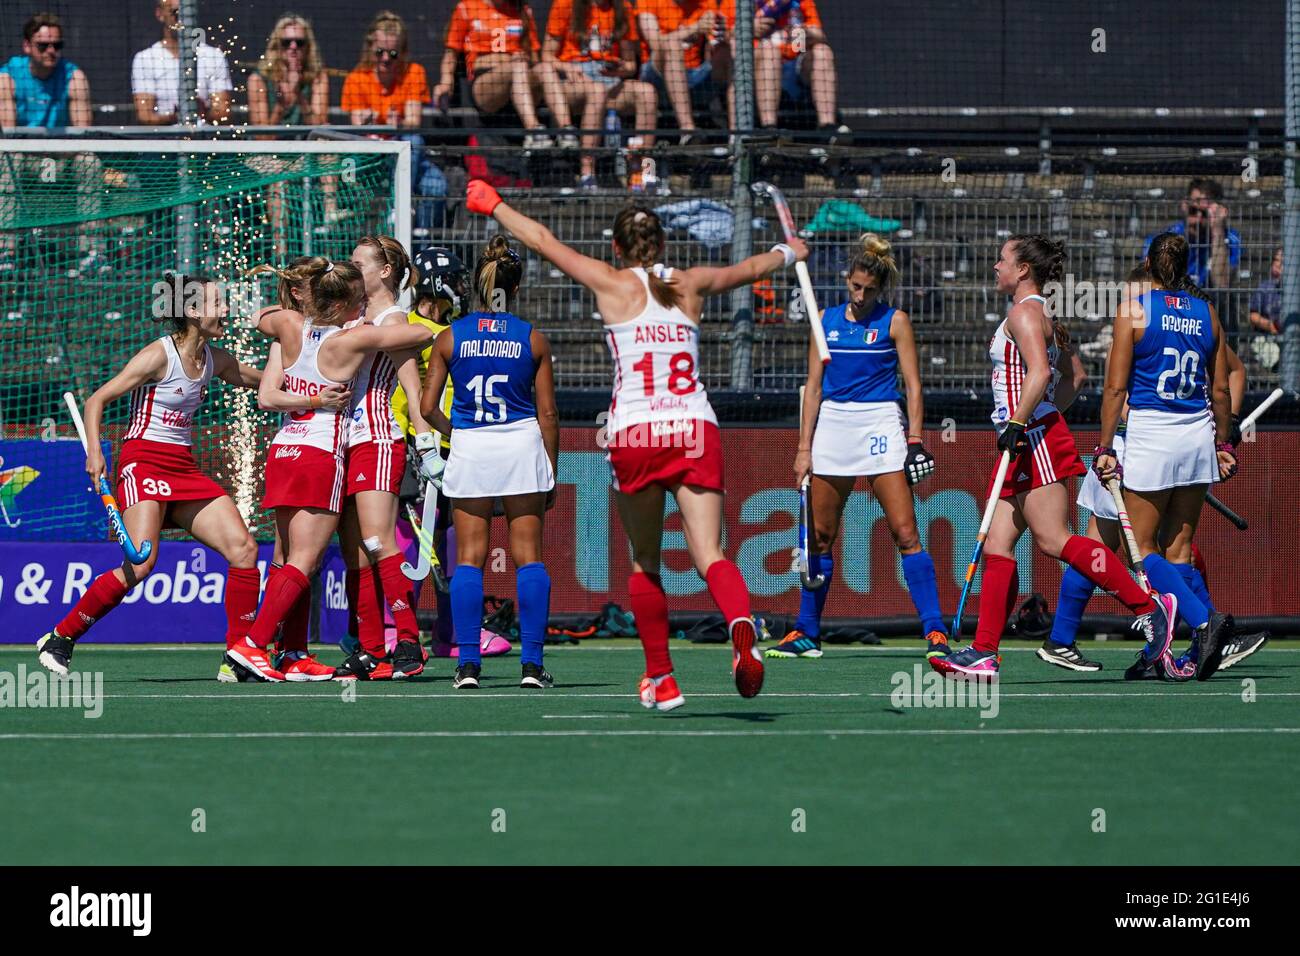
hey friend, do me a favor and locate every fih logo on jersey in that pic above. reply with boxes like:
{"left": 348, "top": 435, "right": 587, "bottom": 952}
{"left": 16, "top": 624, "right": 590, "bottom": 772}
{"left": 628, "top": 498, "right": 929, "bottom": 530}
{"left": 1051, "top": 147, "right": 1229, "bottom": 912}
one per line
{"left": 1164, "top": 294, "right": 1191, "bottom": 310}
{"left": 477, "top": 317, "right": 507, "bottom": 334}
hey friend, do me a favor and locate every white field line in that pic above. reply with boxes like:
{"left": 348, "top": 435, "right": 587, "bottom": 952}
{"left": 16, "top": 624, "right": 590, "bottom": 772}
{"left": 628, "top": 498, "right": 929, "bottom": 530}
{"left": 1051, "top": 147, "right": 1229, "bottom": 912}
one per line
{"left": 62, "top": 690, "right": 1300, "bottom": 701}
{"left": 0, "top": 727, "right": 1298, "bottom": 741}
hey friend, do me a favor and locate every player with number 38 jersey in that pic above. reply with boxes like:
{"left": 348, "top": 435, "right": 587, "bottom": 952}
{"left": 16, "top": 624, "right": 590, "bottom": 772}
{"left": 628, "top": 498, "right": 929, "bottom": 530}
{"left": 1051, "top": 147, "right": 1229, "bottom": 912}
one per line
{"left": 464, "top": 178, "right": 810, "bottom": 711}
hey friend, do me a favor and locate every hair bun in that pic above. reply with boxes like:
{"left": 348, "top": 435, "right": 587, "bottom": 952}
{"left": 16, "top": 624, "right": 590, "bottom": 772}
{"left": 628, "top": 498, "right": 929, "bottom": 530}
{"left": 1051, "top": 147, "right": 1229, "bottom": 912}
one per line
{"left": 859, "top": 232, "right": 891, "bottom": 258}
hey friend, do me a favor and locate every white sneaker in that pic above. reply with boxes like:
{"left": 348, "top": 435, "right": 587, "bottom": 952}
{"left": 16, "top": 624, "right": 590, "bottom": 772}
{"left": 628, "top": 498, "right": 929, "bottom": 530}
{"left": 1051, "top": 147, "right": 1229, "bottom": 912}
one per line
{"left": 523, "top": 131, "right": 554, "bottom": 150}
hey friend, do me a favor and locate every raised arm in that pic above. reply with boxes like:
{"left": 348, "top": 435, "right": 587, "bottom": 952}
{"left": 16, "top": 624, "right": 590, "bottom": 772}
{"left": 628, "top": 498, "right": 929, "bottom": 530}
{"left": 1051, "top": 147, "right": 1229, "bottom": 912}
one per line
{"left": 680, "top": 238, "right": 808, "bottom": 297}
{"left": 81, "top": 341, "right": 169, "bottom": 485}
{"left": 467, "top": 181, "right": 626, "bottom": 299}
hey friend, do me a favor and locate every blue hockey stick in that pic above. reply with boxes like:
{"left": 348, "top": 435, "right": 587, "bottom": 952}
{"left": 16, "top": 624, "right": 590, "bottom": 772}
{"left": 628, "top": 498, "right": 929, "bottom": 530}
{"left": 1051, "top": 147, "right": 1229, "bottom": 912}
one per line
{"left": 63, "top": 392, "right": 152, "bottom": 565}
{"left": 950, "top": 450, "right": 1011, "bottom": 638}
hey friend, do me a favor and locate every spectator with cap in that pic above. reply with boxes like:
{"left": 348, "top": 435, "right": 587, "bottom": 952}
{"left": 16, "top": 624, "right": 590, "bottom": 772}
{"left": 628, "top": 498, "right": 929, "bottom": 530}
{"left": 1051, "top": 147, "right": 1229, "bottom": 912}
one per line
{"left": 342, "top": 10, "right": 447, "bottom": 233}
{"left": 131, "top": 0, "right": 232, "bottom": 125}
{"left": 1143, "top": 177, "right": 1240, "bottom": 292}
{"left": 0, "top": 12, "right": 91, "bottom": 129}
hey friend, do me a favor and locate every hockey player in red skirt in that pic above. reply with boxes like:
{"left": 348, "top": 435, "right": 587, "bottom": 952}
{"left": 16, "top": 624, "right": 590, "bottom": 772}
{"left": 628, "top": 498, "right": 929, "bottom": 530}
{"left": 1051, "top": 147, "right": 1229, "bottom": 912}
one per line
{"left": 932, "top": 235, "right": 1178, "bottom": 678}
{"left": 229, "top": 259, "right": 434, "bottom": 682}
{"left": 36, "top": 274, "right": 268, "bottom": 677}
{"left": 333, "top": 235, "right": 444, "bottom": 680}
{"left": 465, "top": 178, "right": 808, "bottom": 709}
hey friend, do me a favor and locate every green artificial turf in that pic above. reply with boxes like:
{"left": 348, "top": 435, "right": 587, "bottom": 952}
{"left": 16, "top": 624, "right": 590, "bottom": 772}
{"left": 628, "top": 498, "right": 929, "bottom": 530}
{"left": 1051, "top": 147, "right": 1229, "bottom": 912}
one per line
{"left": 1, "top": 641, "right": 1297, "bottom": 865}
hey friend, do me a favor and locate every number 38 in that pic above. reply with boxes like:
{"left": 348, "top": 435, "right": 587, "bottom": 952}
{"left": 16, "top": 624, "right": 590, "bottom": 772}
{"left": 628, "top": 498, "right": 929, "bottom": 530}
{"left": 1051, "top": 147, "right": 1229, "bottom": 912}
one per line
{"left": 142, "top": 477, "right": 172, "bottom": 496}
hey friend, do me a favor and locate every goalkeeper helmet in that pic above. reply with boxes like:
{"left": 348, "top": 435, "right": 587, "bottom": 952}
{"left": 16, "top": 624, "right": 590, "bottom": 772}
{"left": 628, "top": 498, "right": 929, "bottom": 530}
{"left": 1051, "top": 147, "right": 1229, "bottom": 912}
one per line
{"left": 413, "top": 246, "right": 469, "bottom": 318}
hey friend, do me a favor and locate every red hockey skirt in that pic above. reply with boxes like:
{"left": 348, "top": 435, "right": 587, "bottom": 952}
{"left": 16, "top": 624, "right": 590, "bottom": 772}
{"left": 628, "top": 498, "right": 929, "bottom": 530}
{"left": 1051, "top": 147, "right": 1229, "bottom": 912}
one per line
{"left": 989, "top": 411, "right": 1086, "bottom": 499}
{"left": 116, "top": 439, "right": 228, "bottom": 523}
{"left": 346, "top": 439, "right": 406, "bottom": 497}
{"left": 262, "top": 443, "right": 346, "bottom": 513}
{"left": 606, "top": 419, "right": 725, "bottom": 494}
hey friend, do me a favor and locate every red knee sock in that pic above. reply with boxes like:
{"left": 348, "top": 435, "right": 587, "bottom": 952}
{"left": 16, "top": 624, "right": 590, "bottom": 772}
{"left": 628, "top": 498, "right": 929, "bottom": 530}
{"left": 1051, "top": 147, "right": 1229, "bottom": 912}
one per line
{"left": 378, "top": 553, "right": 419, "bottom": 644}
{"left": 247, "top": 565, "right": 310, "bottom": 649}
{"left": 279, "top": 589, "right": 311, "bottom": 654}
{"left": 56, "top": 571, "right": 129, "bottom": 640}
{"left": 973, "top": 554, "right": 1018, "bottom": 653}
{"left": 224, "top": 566, "right": 261, "bottom": 651}
{"left": 345, "top": 568, "right": 360, "bottom": 640}
{"left": 355, "top": 564, "right": 386, "bottom": 656}
{"left": 629, "top": 571, "right": 672, "bottom": 678}
{"left": 704, "top": 559, "right": 751, "bottom": 626}
{"left": 1060, "top": 535, "right": 1155, "bottom": 615}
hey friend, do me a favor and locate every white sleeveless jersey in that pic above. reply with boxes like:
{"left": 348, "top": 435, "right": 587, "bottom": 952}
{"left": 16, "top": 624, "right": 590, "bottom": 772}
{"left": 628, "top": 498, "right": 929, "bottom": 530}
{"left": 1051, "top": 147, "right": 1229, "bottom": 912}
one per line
{"left": 270, "top": 321, "right": 353, "bottom": 456}
{"left": 603, "top": 267, "right": 717, "bottom": 435}
{"left": 989, "top": 294, "right": 1060, "bottom": 429}
{"left": 349, "top": 304, "right": 405, "bottom": 445}
{"left": 124, "top": 335, "right": 213, "bottom": 446}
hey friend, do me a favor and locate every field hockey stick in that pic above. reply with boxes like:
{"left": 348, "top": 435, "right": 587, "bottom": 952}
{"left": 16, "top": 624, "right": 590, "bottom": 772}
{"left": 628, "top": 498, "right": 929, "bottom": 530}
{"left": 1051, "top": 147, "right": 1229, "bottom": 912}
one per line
{"left": 751, "top": 181, "right": 830, "bottom": 365}
{"left": 950, "top": 450, "right": 1011, "bottom": 637}
{"left": 1204, "top": 493, "right": 1247, "bottom": 530}
{"left": 794, "top": 384, "right": 826, "bottom": 589}
{"left": 62, "top": 391, "right": 152, "bottom": 565}
{"left": 1203, "top": 387, "right": 1282, "bottom": 530}
{"left": 401, "top": 479, "right": 440, "bottom": 581}
{"left": 1105, "top": 478, "right": 1152, "bottom": 593}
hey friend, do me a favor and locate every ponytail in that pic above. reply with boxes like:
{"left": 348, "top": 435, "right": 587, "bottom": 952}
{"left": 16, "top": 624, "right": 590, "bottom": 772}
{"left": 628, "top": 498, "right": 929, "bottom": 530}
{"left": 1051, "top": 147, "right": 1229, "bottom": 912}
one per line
{"left": 474, "top": 234, "right": 524, "bottom": 311}
{"left": 848, "top": 232, "right": 899, "bottom": 296}
{"left": 612, "top": 205, "right": 681, "bottom": 310}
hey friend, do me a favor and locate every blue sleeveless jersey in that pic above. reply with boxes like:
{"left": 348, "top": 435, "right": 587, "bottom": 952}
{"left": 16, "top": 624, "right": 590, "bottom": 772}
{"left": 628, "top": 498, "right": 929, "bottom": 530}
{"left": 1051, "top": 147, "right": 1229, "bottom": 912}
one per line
{"left": 1128, "top": 290, "right": 1215, "bottom": 413}
{"left": 2, "top": 56, "right": 76, "bottom": 128}
{"left": 820, "top": 301, "right": 899, "bottom": 403}
{"left": 448, "top": 311, "right": 537, "bottom": 429}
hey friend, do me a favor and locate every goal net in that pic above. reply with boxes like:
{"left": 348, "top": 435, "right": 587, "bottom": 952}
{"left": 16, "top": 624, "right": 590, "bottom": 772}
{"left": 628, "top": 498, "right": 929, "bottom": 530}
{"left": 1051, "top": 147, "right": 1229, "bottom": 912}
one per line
{"left": 0, "top": 138, "right": 409, "bottom": 541}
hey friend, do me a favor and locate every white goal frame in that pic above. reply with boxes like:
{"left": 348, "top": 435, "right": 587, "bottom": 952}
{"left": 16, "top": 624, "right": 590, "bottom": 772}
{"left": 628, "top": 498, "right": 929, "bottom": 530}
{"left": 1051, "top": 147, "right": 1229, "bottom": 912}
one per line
{"left": 0, "top": 138, "right": 413, "bottom": 258}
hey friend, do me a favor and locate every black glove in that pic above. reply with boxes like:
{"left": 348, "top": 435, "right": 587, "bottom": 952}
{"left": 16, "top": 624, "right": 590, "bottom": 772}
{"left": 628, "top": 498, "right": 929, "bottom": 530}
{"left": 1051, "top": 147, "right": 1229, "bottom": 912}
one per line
{"left": 997, "top": 419, "right": 1029, "bottom": 455}
{"left": 903, "top": 438, "right": 935, "bottom": 485}
{"left": 1229, "top": 413, "right": 1242, "bottom": 449}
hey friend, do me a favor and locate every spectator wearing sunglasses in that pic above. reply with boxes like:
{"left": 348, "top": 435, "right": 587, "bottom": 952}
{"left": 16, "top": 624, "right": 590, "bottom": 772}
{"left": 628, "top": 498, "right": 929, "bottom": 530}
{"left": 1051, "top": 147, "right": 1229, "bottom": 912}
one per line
{"left": 246, "top": 13, "right": 328, "bottom": 128}
{"left": 131, "top": 0, "right": 232, "bottom": 125}
{"left": 1143, "top": 177, "right": 1240, "bottom": 292}
{"left": 0, "top": 12, "right": 91, "bottom": 128}
{"left": 342, "top": 11, "right": 447, "bottom": 234}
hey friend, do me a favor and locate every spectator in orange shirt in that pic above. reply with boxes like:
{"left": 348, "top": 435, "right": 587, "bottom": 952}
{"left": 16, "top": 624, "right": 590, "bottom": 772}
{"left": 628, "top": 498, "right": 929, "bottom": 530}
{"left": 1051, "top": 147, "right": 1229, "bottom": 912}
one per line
{"left": 541, "top": 0, "right": 657, "bottom": 190}
{"left": 745, "top": 0, "right": 848, "bottom": 139}
{"left": 342, "top": 11, "right": 446, "bottom": 233}
{"left": 434, "top": 0, "right": 552, "bottom": 150}
{"left": 636, "top": 0, "right": 733, "bottom": 143}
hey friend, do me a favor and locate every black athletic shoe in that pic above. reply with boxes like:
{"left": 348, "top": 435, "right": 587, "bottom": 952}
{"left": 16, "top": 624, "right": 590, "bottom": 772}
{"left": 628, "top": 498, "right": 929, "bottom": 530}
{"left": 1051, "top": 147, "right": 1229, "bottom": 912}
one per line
{"left": 1035, "top": 639, "right": 1103, "bottom": 672}
{"left": 453, "top": 662, "right": 481, "bottom": 690}
{"left": 391, "top": 639, "right": 425, "bottom": 679}
{"left": 36, "top": 632, "right": 74, "bottom": 677}
{"left": 1218, "top": 630, "right": 1270, "bottom": 671}
{"left": 1124, "top": 652, "right": 1159, "bottom": 681}
{"left": 520, "top": 662, "right": 553, "bottom": 689}
{"left": 1195, "top": 612, "right": 1233, "bottom": 682}
{"left": 334, "top": 650, "right": 388, "bottom": 681}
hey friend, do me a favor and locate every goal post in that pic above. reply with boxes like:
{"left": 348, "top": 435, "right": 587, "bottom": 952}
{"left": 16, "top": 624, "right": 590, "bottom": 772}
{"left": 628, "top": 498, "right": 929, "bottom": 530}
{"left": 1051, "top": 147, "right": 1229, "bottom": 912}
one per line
{"left": 0, "top": 138, "right": 411, "bottom": 542}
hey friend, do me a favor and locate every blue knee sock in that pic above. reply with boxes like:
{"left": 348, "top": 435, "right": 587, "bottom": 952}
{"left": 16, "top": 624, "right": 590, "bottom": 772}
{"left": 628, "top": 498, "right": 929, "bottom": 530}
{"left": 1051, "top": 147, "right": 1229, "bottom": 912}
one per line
{"left": 794, "top": 554, "right": 833, "bottom": 638}
{"left": 1050, "top": 566, "right": 1096, "bottom": 646}
{"left": 1177, "top": 563, "right": 1216, "bottom": 614}
{"left": 1144, "top": 554, "right": 1209, "bottom": 629}
{"left": 901, "top": 550, "right": 945, "bottom": 636}
{"left": 451, "top": 566, "right": 484, "bottom": 666}
{"left": 515, "top": 562, "right": 550, "bottom": 667}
